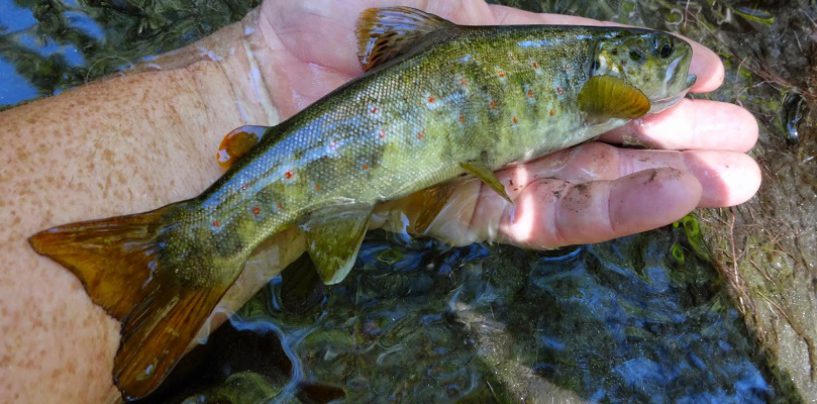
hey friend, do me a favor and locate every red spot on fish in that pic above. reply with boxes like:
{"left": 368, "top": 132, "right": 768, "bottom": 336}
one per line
{"left": 531, "top": 62, "right": 540, "bottom": 69}
{"left": 417, "top": 131, "right": 425, "bottom": 140}
{"left": 488, "top": 99, "right": 497, "bottom": 109}
{"left": 556, "top": 87, "right": 564, "bottom": 96}
{"left": 498, "top": 71, "right": 506, "bottom": 78}
{"left": 212, "top": 220, "right": 221, "bottom": 228}
{"left": 527, "top": 89, "right": 535, "bottom": 98}
{"left": 459, "top": 114, "right": 466, "bottom": 124}
{"left": 427, "top": 96, "right": 436, "bottom": 104}
{"left": 378, "top": 129, "right": 385, "bottom": 139}
{"left": 460, "top": 78, "right": 468, "bottom": 86}
{"left": 370, "top": 106, "right": 378, "bottom": 114}
{"left": 252, "top": 206, "right": 261, "bottom": 216}
{"left": 314, "top": 183, "right": 321, "bottom": 191}
{"left": 512, "top": 116, "right": 519, "bottom": 124}
{"left": 362, "top": 163, "right": 369, "bottom": 170}
{"left": 277, "top": 202, "right": 284, "bottom": 210}
{"left": 240, "top": 183, "right": 249, "bottom": 191}
{"left": 549, "top": 109, "right": 556, "bottom": 116}
{"left": 284, "top": 170, "right": 293, "bottom": 179}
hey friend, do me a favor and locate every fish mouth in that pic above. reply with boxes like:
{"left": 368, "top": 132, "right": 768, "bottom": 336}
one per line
{"left": 649, "top": 73, "right": 697, "bottom": 113}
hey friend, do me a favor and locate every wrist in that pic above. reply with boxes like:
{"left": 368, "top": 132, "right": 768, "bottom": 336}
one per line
{"left": 139, "top": 7, "right": 281, "bottom": 143}
{"left": 194, "top": 7, "right": 281, "bottom": 128}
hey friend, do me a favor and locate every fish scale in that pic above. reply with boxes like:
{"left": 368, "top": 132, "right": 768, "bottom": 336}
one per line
{"left": 28, "top": 6, "right": 694, "bottom": 400}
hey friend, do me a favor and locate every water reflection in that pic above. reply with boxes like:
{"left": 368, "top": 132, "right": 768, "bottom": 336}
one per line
{"left": 139, "top": 228, "right": 775, "bottom": 402}
{"left": 0, "top": 2, "right": 36, "bottom": 34}
{"left": 0, "top": 57, "right": 37, "bottom": 105}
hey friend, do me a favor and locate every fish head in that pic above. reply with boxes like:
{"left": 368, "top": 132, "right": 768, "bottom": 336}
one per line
{"left": 590, "top": 29, "right": 695, "bottom": 114}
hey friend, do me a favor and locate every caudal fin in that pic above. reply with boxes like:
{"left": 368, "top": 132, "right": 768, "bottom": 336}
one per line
{"left": 29, "top": 204, "right": 237, "bottom": 400}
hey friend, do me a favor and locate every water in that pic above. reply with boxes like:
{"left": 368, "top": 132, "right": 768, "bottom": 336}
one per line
{"left": 2, "top": 0, "right": 808, "bottom": 402}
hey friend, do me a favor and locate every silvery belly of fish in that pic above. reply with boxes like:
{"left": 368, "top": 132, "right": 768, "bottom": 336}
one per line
{"left": 29, "top": 6, "right": 695, "bottom": 400}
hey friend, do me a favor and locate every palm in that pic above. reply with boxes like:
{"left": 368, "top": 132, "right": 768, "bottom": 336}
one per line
{"left": 254, "top": 0, "right": 760, "bottom": 247}
{"left": 256, "top": 1, "right": 493, "bottom": 117}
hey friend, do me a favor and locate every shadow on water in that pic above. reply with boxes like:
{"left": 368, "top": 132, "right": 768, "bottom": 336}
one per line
{"left": 3, "top": 0, "right": 814, "bottom": 402}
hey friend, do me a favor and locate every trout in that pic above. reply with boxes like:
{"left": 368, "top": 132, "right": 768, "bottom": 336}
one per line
{"left": 29, "top": 7, "right": 695, "bottom": 399}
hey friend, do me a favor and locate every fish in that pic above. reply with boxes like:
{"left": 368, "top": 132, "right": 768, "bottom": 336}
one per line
{"left": 28, "top": 6, "right": 695, "bottom": 400}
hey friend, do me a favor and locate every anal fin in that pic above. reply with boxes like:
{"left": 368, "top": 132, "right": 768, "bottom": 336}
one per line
{"left": 378, "top": 182, "right": 458, "bottom": 236}
{"left": 302, "top": 206, "right": 373, "bottom": 285}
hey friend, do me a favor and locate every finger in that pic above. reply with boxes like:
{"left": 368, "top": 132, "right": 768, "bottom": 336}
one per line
{"left": 601, "top": 99, "right": 759, "bottom": 152}
{"left": 680, "top": 150, "right": 761, "bottom": 208}
{"left": 491, "top": 168, "right": 701, "bottom": 248}
{"left": 487, "top": 4, "right": 724, "bottom": 92}
{"left": 497, "top": 142, "right": 760, "bottom": 208}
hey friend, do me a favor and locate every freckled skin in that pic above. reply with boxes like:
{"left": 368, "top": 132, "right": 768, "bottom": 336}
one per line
{"left": 163, "top": 24, "right": 694, "bottom": 286}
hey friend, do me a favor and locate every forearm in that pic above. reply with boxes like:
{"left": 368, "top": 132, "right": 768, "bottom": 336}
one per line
{"left": 0, "top": 8, "right": 278, "bottom": 402}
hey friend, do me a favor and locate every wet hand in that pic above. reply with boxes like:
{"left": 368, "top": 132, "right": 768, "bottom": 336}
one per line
{"left": 256, "top": 0, "right": 760, "bottom": 248}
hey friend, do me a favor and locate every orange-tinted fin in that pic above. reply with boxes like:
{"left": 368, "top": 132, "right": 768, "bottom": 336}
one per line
{"left": 356, "top": 7, "right": 453, "bottom": 72}
{"left": 28, "top": 203, "right": 240, "bottom": 400}
{"left": 578, "top": 75, "right": 651, "bottom": 120}
{"left": 216, "top": 125, "right": 270, "bottom": 169}
{"left": 388, "top": 182, "right": 458, "bottom": 235}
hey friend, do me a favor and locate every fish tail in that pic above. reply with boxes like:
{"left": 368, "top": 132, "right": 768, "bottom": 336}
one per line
{"left": 29, "top": 202, "right": 236, "bottom": 400}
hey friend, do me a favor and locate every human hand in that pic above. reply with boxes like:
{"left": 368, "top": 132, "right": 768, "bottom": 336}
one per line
{"left": 251, "top": 0, "right": 759, "bottom": 248}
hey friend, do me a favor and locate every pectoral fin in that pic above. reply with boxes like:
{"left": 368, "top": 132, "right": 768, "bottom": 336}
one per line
{"left": 460, "top": 161, "right": 512, "bottom": 203}
{"left": 216, "top": 125, "right": 272, "bottom": 169}
{"left": 302, "top": 206, "right": 373, "bottom": 285}
{"left": 356, "top": 7, "right": 453, "bottom": 71}
{"left": 578, "top": 75, "right": 650, "bottom": 120}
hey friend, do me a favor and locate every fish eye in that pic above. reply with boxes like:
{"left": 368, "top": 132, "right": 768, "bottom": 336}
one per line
{"left": 629, "top": 49, "right": 643, "bottom": 62}
{"left": 659, "top": 42, "right": 674, "bottom": 58}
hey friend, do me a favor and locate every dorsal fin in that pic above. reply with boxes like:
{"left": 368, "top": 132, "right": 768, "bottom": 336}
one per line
{"left": 356, "top": 7, "right": 453, "bottom": 72}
